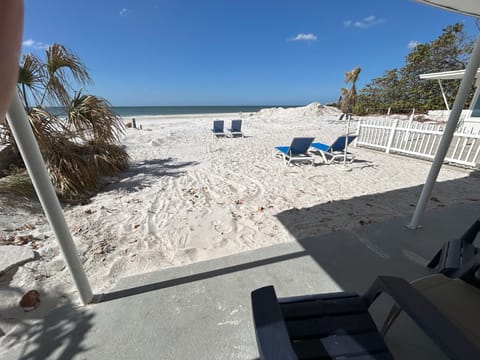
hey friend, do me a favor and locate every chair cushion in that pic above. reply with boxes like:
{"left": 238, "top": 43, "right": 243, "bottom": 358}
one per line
{"left": 252, "top": 285, "right": 393, "bottom": 360}
{"left": 310, "top": 142, "right": 330, "bottom": 152}
{"left": 411, "top": 274, "right": 480, "bottom": 345}
{"left": 275, "top": 146, "right": 290, "bottom": 155}
{"left": 279, "top": 293, "right": 393, "bottom": 359}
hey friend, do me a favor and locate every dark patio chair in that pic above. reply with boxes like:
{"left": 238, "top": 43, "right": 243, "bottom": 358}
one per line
{"left": 427, "top": 218, "right": 480, "bottom": 280}
{"left": 381, "top": 218, "right": 480, "bottom": 338}
{"left": 251, "top": 276, "right": 480, "bottom": 359}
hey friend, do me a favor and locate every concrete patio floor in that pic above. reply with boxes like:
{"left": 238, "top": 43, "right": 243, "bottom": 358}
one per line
{"left": 1, "top": 201, "right": 479, "bottom": 359}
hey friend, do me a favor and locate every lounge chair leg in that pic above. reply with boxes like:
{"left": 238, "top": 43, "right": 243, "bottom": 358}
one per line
{"left": 321, "top": 153, "right": 328, "bottom": 164}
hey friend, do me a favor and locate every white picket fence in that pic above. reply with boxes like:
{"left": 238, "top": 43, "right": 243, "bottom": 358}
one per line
{"left": 355, "top": 118, "right": 480, "bottom": 168}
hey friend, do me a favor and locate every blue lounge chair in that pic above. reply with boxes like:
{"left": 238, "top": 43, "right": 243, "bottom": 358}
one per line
{"left": 274, "top": 137, "right": 315, "bottom": 166}
{"left": 310, "top": 135, "right": 357, "bottom": 164}
{"left": 211, "top": 120, "right": 226, "bottom": 137}
{"left": 251, "top": 276, "right": 480, "bottom": 359}
{"left": 227, "top": 119, "right": 243, "bottom": 137}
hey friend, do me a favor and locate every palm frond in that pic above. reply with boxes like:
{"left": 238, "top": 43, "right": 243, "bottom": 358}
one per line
{"left": 27, "top": 110, "right": 129, "bottom": 199}
{"left": 345, "top": 67, "right": 361, "bottom": 84}
{"left": 45, "top": 139, "right": 100, "bottom": 199}
{"left": 341, "top": 67, "right": 361, "bottom": 114}
{"left": 45, "top": 140, "right": 129, "bottom": 200}
{"left": 18, "top": 54, "right": 45, "bottom": 91}
{"left": 28, "top": 107, "right": 71, "bottom": 150}
{"left": 86, "top": 140, "right": 130, "bottom": 176}
{"left": 67, "top": 93, "right": 125, "bottom": 143}
{"left": 10, "top": 43, "right": 130, "bottom": 200}
{"left": 18, "top": 54, "right": 46, "bottom": 109}
{"left": 44, "top": 44, "right": 91, "bottom": 106}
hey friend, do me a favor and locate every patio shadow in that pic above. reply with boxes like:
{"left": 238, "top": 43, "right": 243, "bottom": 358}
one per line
{"left": 1, "top": 304, "right": 94, "bottom": 360}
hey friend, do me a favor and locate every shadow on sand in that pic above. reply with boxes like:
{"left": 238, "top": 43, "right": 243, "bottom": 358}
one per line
{"left": 103, "top": 158, "right": 198, "bottom": 193}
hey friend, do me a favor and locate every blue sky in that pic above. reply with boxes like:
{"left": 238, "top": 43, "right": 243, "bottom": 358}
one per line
{"left": 22, "top": 0, "right": 478, "bottom": 106}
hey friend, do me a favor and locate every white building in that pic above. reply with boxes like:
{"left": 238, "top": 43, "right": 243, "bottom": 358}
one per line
{"left": 420, "top": 69, "right": 480, "bottom": 130}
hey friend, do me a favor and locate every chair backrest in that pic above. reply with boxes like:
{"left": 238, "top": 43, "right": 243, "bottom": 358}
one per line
{"left": 289, "top": 137, "right": 315, "bottom": 155}
{"left": 429, "top": 218, "right": 480, "bottom": 281}
{"left": 231, "top": 119, "right": 242, "bottom": 131}
{"left": 213, "top": 120, "right": 224, "bottom": 132}
{"left": 330, "top": 135, "right": 357, "bottom": 151}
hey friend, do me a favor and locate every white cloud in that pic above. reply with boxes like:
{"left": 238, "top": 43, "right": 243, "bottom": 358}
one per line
{"left": 344, "top": 15, "right": 385, "bottom": 29}
{"left": 22, "top": 38, "right": 49, "bottom": 50}
{"left": 291, "top": 33, "right": 318, "bottom": 41}
{"left": 120, "top": 8, "right": 130, "bottom": 16}
{"left": 408, "top": 40, "right": 420, "bottom": 50}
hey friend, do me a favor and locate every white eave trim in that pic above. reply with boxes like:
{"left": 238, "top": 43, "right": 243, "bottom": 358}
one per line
{"left": 419, "top": 69, "right": 480, "bottom": 81}
{"left": 415, "top": 0, "right": 480, "bottom": 17}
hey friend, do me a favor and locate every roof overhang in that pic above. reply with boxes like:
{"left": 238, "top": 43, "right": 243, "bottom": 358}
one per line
{"left": 415, "top": 0, "right": 480, "bottom": 16}
{"left": 419, "top": 69, "right": 480, "bottom": 81}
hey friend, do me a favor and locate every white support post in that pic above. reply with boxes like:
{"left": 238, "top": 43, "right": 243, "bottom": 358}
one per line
{"left": 438, "top": 79, "right": 450, "bottom": 111}
{"left": 408, "top": 33, "right": 480, "bottom": 229}
{"left": 6, "top": 92, "right": 93, "bottom": 305}
{"left": 386, "top": 119, "right": 398, "bottom": 154}
{"left": 343, "top": 115, "right": 351, "bottom": 164}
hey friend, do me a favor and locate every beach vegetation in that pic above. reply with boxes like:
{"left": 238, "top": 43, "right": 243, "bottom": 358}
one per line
{"left": 339, "top": 67, "right": 361, "bottom": 118}
{"left": 0, "top": 171, "right": 36, "bottom": 198}
{"left": 355, "top": 23, "right": 474, "bottom": 115}
{"left": 1, "top": 43, "right": 129, "bottom": 200}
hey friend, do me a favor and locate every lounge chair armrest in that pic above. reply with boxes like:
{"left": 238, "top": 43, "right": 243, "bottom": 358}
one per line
{"left": 363, "top": 276, "right": 480, "bottom": 360}
{"left": 428, "top": 218, "right": 480, "bottom": 273}
{"left": 251, "top": 286, "right": 298, "bottom": 360}
{"left": 456, "top": 253, "right": 480, "bottom": 280}
{"left": 462, "top": 218, "right": 480, "bottom": 244}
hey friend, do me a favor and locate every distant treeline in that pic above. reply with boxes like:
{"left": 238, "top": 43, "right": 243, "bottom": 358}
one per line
{"left": 352, "top": 23, "right": 475, "bottom": 115}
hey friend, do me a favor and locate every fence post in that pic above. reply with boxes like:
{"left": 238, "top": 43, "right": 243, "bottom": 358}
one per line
{"left": 353, "top": 119, "right": 361, "bottom": 147}
{"left": 386, "top": 119, "right": 398, "bottom": 154}
{"left": 404, "top": 108, "right": 415, "bottom": 143}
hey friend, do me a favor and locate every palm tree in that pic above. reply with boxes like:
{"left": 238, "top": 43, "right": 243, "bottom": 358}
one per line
{"left": 17, "top": 54, "right": 45, "bottom": 112}
{"left": 42, "top": 44, "right": 91, "bottom": 106}
{"left": 4, "top": 43, "right": 129, "bottom": 200}
{"left": 340, "top": 67, "right": 362, "bottom": 118}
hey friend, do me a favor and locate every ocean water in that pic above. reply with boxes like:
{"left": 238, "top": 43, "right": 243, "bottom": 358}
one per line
{"left": 47, "top": 105, "right": 300, "bottom": 118}
{"left": 111, "top": 105, "right": 296, "bottom": 117}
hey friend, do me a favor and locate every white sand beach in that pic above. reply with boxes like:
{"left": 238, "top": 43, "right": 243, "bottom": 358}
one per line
{"left": 1, "top": 103, "right": 480, "bottom": 335}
